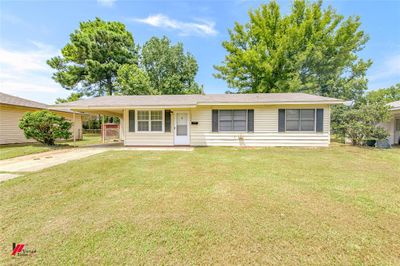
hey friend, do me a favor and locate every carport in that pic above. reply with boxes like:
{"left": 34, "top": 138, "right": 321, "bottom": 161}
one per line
{"left": 55, "top": 106, "right": 124, "bottom": 145}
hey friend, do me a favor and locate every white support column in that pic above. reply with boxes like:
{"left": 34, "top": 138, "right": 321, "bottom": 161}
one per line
{"left": 120, "top": 111, "right": 124, "bottom": 141}
{"left": 73, "top": 112, "right": 76, "bottom": 146}
{"left": 102, "top": 115, "right": 105, "bottom": 144}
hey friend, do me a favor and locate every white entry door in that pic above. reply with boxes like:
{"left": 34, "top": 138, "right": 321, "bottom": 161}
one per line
{"left": 395, "top": 119, "right": 400, "bottom": 144}
{"left": 174, "top": 112, "right": 190, "bottom": 145}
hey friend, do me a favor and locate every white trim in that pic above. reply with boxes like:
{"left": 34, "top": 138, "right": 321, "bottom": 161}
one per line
{"left": 174, "top": 111, "right": 190, "bottom": 145}
{"left": 51, "top": 101, "right": 343, "bottom": 111}
{"left": 135, "top": 109, "right": 165, "bottom": 133}
{"left": 197, "top": 101, "right": 343, "bottom": 106}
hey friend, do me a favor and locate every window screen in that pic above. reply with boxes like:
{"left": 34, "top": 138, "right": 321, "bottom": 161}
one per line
{"left": 218, "top": 110, "right": 247, "bottom": 131}
{"left": 150, "top": 111, "right": 162, "bottom": 132}
{"left": 137, "top": 110, "right": 163, "bottom": 132}
{"left": 286, "top": 109, "right": 315, "bottom": 131}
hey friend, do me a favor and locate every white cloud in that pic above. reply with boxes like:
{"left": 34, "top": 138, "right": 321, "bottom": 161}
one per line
{"left": 97, "top": 0, "right": 116, "bottom": 7}
{"left": 368, "top": 53, "right": 400, "bottom": 89}
{"left": 368, "top": 54, "right": 400, "bottom": 82}
{"left": 132, "top": 14, "right": 218, "bottom": 37}
{"left": 0, "top": 41, "right": 67, "bottom": 101}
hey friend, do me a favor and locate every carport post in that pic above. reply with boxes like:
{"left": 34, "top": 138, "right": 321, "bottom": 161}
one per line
{"left": 102, "top": 115, "right": 105, "bottom": 144}
{"left": 73, "top": 112, "right": 76, "bottom": 146}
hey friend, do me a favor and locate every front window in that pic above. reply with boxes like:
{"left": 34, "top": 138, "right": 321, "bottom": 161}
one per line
{"left": 219, "top": 110, "right": 247, "bottom": 131}
{"left": 137, "top": 110, "right": 163, "bottom": 132}
{"left": 286, "top": 109, "right": 315, "bottom": 131}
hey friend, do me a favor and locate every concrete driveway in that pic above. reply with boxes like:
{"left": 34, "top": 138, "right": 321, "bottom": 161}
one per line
{"left": 0, "top": 148, "right": 108, "bottom": 173}
{"left": 0, "top": 145, "right": 193, "bottom": 182}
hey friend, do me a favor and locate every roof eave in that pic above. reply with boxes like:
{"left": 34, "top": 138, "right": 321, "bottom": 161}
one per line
{"left": 51, "top": 101, "right": 343, "bottom": 110}
{"left": 50, "top": 104, "right": 198, "bottom": 110}
{"left": 197, "top": 101, "right": 344, "bottom": 106}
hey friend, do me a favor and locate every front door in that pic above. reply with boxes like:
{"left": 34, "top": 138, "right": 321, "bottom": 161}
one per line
{"left": 174, "top": 112, "right": 190, "bottom": 145}
{"left": 395, "top": 119, "right": 400, "bottom": 144}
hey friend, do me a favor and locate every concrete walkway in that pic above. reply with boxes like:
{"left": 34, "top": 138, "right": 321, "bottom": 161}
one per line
{"left": 0, "top": 145, "right": 193, "bottom": 176}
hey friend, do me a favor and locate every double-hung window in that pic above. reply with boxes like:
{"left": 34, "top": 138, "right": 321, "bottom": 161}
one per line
{"left": 286, "top": 109, "right": 315, "bottom": 131}
{"left": 137, "top": 110, "right": 163, "bottom": 132}
{"left": 219, "top": 110, "right": 247, "bottom": 131}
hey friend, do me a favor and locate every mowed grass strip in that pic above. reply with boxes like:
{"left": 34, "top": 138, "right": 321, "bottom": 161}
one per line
{"left": 0, "top": 145, "right": 399, "bottom": 265}
{"left": 0, "top": 134, "right": 102, "bottom": 160}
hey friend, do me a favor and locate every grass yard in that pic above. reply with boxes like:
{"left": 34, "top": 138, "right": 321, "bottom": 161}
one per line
{"left": 0, "top": 145, "right": 399, "bottom": 264}
{"left": 0, "top": 134, "right": 102, "bottom": 160}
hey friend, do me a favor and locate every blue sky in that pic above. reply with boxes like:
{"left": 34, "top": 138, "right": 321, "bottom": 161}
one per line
{"left": 0, "top": 0, "right": 399, "bottom": 104}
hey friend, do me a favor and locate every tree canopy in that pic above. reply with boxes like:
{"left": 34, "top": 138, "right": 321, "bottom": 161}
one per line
{"left": 363, "top": 83, "right": 400, "bottom": 104}
{"left": 48, "top": 18, "right": 139, "bottom": 96}
{"left": 214, "top": 0, "right": 371, "bottom": 100}
{"left": 140, "top": 36, "right": 203, "bottom": 94}
{"left": 49, "top": 19, "right": 202, "bottom": 96}
{"left": 55, "top": 92, "right": 83, "bottom": 104}
{"left": 117, "top": 64, "right": 155, "bottom": 95}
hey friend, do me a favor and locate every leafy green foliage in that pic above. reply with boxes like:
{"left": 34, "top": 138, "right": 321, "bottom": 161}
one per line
{"left": 333, "top": 103, "right": 391, "bottom": 145}
{"left": 47, "top": 18, "right": 138, "bottom": 96}
{"left": 214, "top": 0, "right": 371, "bottom": 100}
{"left": 19, "top": 110, "right": 72, "bottom": 146}
{"left": 363, "top": 83, "right": 400, "bottom": 104}
{"left": 55, "top": 92, "right": 83, "bottom": 104}
{"left": 141, "top": 36, "right": 203, "bottom": 94}
{"left": 116, "top": 64, "right": 155, "bottom": 95}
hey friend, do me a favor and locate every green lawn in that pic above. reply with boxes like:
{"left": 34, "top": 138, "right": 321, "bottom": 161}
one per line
{"left": 0, "top": 145, "right": 399, "bottom": 264}
{"left": 0, "top": 134, "right": 102, "bottom": 160}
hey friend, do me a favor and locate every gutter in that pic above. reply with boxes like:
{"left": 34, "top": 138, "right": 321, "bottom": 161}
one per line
{"left": 50, "top": 101, "right": 344, "bottom": 110}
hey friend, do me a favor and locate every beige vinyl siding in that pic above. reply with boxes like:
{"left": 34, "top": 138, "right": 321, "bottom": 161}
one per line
{"left": 121, "top": 105, "right": 331, "bottom": 147}
{"left": 123, "top": 109, "right": 174, "bottom": 146}
{"left": 0, "top": 104, "right": 82, "bottom": 145}
{"left": 190, "top": 105, "right": 330, "bottom": 147}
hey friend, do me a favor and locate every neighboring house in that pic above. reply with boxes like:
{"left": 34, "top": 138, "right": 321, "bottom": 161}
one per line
{"left": 0, "top": 92, "right": 83, "bottom": 145}
{"left": 381, "top": 101, "right": 400, "bottom": 145}
{"left": 53, "top": 93, "right": 342, "bottom": 147}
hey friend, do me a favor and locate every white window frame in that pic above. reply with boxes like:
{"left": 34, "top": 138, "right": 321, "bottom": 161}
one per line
{"left": 136, "top": 110, "right": 164, "bottom": 133}
{"left": 396, "top": 119, "right": 400, "bottom": 131}
{"left": 285, "top": 109, "right": 317, "bottom": 132}
{"left": 218, "top": 110, "right": 248, "bottom": 132}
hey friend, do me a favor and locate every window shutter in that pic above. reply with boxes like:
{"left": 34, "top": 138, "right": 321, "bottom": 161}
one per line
{"left": 247, "top": 109, "right": 254, "bottom": 132}
{"left": 212, "top": 110, "right": 218, "bottom": 132}
{"left": 165, "top": 110, "right": 171, "bottom": 132}
{"left": 129, "top": 110, "right": 135, "bottom": 132}
{"left": 278, "top": 109, "right": 285, "bottom": 132}
{"left": 316, "top": 109, "right": 324, "bottom": 132}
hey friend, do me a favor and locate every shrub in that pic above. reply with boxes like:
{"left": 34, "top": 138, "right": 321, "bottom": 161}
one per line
{"left": 19, "top": 110, "right": 72, "bottom": 146}
{"left": 333, "top": 103, "right": 391, "bottom": 146}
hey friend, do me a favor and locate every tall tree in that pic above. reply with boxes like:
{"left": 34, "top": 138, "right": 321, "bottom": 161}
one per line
{"left": 363, "top": 83, "right": 400, "bottom": 104}
{"left": 48, "top": 18, "right": 138, "bottom": 96}
{"left": 55, "top": 92, "right": 83, "bottom": 104}
{"left": 116, "top": 64, "right": 155, "bottom": 95}
{"left": 214, "top": 0, "right": 371, "bottom": 100}
{"left": 141, "top": 36, "right": 203, "bottom": 94}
